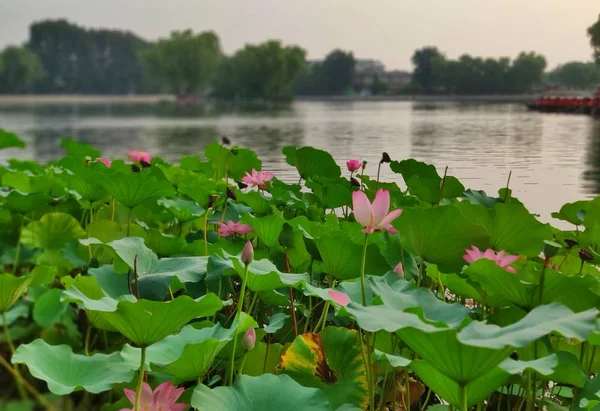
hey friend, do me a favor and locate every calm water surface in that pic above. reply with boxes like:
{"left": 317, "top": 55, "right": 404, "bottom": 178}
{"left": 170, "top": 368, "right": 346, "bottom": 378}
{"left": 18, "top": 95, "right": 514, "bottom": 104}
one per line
{"left": 1, "top": 101, "right": 599, "bottom": 220}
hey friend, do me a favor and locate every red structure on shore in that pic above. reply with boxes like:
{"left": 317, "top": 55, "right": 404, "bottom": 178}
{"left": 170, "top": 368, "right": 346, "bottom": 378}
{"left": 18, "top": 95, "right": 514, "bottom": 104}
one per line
{"left": 526, "top": 86, "right": 600, "bottom": 116}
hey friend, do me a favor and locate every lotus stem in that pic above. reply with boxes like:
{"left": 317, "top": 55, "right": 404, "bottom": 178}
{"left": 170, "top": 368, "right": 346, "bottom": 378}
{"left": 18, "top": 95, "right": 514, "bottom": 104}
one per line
{"left": 405, "top": 370, "right": 411, "bottom": 411}
{"left": 135, "top": 346, "right": 147, "bottom": 411}
{"left": 314, "top": 301, "right": 330, "bottom": 333}
{"left": 203, "top": 212, "right": 209, "bottom": 256}
{"left": 437, "top": 166, "right": 448, "bottom": 205}
{"left": 283, "top": 247, "right": 298, "bottom": 337}
{"left": 360, "top": 234, "right": 369, "bottom": 306}
{"left": 126, "top": 207, "right": 133, "bottom": 237}
{"left": 0, "top": 354, "right": 55, "bottom": 409}
{"left": 503, "top": 171, "right": 512, "bottom": 203}
{"left": 358, "top": 327, "right": 374, "bottom": 411}
{"left": 12, "top": 217, "right": 23, "bottom": 275}
{"left": 459, "top": 384, "right": 468, "bottom": 411}
{"left": 84, "top": 325, "right": 92, "bottom": 356}
{"left": 538, "top": 264, "right": 546, "bottom": 306}
{"left": 376, "top": 163, "right": 382, "bottom": 190}
{"left": 229, "top": 263, "right": 249, "bottom": 385}
{"left": 2, "top": 311, "right": 28, "bottom": 401}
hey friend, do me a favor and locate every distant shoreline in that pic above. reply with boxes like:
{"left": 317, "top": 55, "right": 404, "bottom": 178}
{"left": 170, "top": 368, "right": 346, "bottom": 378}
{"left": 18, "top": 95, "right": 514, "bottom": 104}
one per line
{"left": 0, "top": 93, "right": 537, "bottom": 105}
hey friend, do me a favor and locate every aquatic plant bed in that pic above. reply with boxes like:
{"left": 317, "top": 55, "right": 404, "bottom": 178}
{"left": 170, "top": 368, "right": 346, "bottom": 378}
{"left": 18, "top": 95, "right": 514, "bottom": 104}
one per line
{"left": 0, "top": 128, "right": 598, "bottom": 411}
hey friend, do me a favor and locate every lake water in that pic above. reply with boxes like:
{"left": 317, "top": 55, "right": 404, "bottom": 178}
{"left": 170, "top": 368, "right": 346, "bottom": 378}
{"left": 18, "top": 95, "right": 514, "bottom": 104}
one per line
{"left": 1, "top": 100, "right": 599, "bottom": 220}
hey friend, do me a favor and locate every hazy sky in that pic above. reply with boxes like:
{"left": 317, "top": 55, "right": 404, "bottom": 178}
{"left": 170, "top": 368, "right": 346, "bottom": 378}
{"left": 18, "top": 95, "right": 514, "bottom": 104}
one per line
{"left": 1, "top": 0, "right": 599, "bottom": 70}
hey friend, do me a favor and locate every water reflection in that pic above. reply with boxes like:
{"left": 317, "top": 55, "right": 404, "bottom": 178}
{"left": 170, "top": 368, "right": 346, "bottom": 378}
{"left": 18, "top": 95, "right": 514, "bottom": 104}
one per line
{"left": 0, "top": 101, "right": 597, "bottom": 218}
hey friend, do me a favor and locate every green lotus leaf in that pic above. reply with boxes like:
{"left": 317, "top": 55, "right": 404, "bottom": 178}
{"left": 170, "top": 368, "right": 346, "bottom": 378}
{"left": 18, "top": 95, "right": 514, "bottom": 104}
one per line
{"left": 228, "top": 148, "right": 262, "bottom": 181}
{"left": 394, "top": 205, "right": 490, "bottom": 273}
{"left": 235, "top": 190, "right": 274, "bottom": 215}
{"left": 498, "top": 355, "right": 558, "bottom": 375}
{"left": 457, "top": 202, "right": 553, "bottom": 257}
{"left": 541, "top": 351, "right": 587, "bottom": 388}
{"left": 373, "top": 349, "right": 411, "bottom": 368}
{"left": 279, "top": 327, "right": 368, "bottom": 409}
{"left": 219, "top": 251, "right": 309, "bottom": 292}
{"left": 264, "top": 312, "right": 289, "bottom": 333}
{"left": 102, "top": 237, "right": 209, "bottom": 300}
{"left": 0, "top": 274, "right": 31, "bottom": 312}
{"left": 144, "top": 229, "right": 186, "bottom": 257}
{"left": 191, "top": 374, "right": 334, "bottom": 411}
{"left": 316, "top": 231, "right": 390, "bottom": 280}
{"left": 552, "top": 200, "right": 590, "bottom": 226}
{"left": 390, "top": 159, "right": 464, "bottom": 202}
{"left": 0, "top": 128, "right": 25, "bottom": 150}
{"left": 457, "top": 303, "right": 598, "bottom": 349}
{"left": 410, "top": 360, "right": 509, "bottom": 409}
{"left": 57, "top": 157, "right": 111, "bottom": 207}
{"left": 240, "top": 213, "right": 285, "bottom": 248}
{"left": 121, "top": 313, "right": 255, "bottom": 383}
{"left": 0, "top": 190, "right": 51, "bottom": 214}
{"left": 32, "top": 288, "right": 67, "bottom": 329}
{"left": 12, "top": 339, "right": 135, "bottom": 395}
{"left": 21, "top": 212, "right": 85, "bottom": 250}
{"left": 101, "top": 173, "right": 176, "bottom": 209}
{"left": 63, "top": 278, "right": 222, "bottom": 346}
{"left": 283, "top": 146, "right": 341, "bottom": 180}
{"left": 305, "top": 177, "right": 352, "bottom": 209}
{"left": 462, "top": 189, "right": 500, "bottom": 208}
{"left": 60, "top": 139, "right": 100, "bottom": 159}
{"left": 157, "top": 197, "right": 205, "bottom": 223}
{"left": 368, "top": 273, "right": 470, "bottom": 326}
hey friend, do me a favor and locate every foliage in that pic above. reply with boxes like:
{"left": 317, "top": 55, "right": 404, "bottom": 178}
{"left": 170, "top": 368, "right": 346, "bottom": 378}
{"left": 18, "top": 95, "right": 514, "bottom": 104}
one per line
{"left": 0, "top": 46, "right": 44, "bottom": 93}
{"left": 294, "top": 49, "right": 355, "bottom": 96}
{"left": 548, "top": 61, "right": 600, "bottom": 90}
{"left": 588, "top": 14, "right": 600, "bottom": 64}
{"left": 141, "top": 29, "right": 222, "bottom": 97}
{"left": 0, "top": 132, "right": 600, "bottom": 411}
{"left": 28, "top": 19, "right": 153, "bottom": 94}
{"left": 212, "top": 40, "right": 306, "bottom": 101}
{"left": 412, "top": 47, "right": 547, "bottom": 94}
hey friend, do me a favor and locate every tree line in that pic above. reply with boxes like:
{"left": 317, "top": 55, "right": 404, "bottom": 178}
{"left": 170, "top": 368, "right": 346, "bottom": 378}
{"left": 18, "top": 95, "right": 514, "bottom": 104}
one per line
{"left": 1, "top": 18, "right": 600, "bottom": 99}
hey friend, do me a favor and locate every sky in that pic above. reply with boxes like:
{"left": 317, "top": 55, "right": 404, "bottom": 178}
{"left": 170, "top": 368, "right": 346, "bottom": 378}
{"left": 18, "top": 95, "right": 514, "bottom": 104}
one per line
{"left": 1, "top": 0, "right": 599, "bottom": 70}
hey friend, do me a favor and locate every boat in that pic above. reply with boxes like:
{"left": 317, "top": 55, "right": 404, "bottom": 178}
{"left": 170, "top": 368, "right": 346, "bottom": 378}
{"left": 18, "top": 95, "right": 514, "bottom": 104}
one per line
{"left": 526, "top": 86, "right": 600, "bottom": 116}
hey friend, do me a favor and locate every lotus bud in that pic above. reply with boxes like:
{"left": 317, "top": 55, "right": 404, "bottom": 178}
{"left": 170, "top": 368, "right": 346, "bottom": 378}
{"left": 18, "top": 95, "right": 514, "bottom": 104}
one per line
{"left": 241, "top": 241, "right": 254, "bottom": 265}
{"left": 237, "top": 181, "right": 248, "bottom": 190}
{"left": 231, "top": 147, "right": 240, "bottom": 156}
{"left": 242, "top": 327, "right": 256, "bottom": 351}
{"left": 362, "top": 160, "right": 368, "bottom": 169}
{"left": 84, "top": 156, "right": 92, "bottom": 166}
{"left": 393, "top": 262, "right": 404, "bottom": 276}
{"left": 380, "top": 152, "right": 391, "bottom": 164}
{"left": 579, "top": 248, "right": 594, "bottom": 262}
{"left": 542, "top": 240, "right": 561, "bottom": 259}
{"left": 221, "top": 136, "right": 231, "bottom": 145}
{"left": 564, "top": 239, "right": 578, "bottom": 249}
{"left": 350, "top": 177, "right": 361, "bottom": 187}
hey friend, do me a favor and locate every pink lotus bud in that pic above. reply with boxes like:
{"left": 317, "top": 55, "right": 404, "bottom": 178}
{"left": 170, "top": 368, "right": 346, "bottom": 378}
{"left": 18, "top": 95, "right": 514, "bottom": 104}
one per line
{"left": 328, "top": 290, "right": 350, "bottom": 306}
{"left": 241, "top": 241, "right": 254, "bottom": 265}
{"left": 346, "top": 159, "right": 362, "bottom": 173}
{"left": 242, "top": 327, "right": 256, "bottom": 351}
{"left": 394, "top": 262, "right": 404, "bottom": 276}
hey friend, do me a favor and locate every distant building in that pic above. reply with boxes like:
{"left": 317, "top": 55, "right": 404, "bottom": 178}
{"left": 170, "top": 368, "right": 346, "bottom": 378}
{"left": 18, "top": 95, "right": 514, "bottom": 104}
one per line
{"left": 353, "top": 59, "right": 411, "bottom": 93}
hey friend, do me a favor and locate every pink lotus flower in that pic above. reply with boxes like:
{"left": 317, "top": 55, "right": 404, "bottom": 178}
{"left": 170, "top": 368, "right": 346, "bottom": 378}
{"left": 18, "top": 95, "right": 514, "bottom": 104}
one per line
{"left": 394, "top": 262, "right": 404, "bottom": 276}
{"left": 128, "top": 150, "right": 152, "bottom": 164}
{"left": 218, "top": 221, "right": 254, "bottom": 237}
{"left": 328, "top": 290, "right": 350, "bottom": 306}
{"left": 352, "top": 189, "right": 402, "bottom": 234}
{"left": 96, "top": 158, "right": 111, "bottom": 167}
{"left": 242, "top": 327, "right": 256, "bottom": 351}
{"left": 121, "top": 381, "right": 187, "bottom": 411}
{"left": 463, "top": 246, "right": 519, "bottom": 274}
{"left": 241, "top": 168, "right": 274, "bottom": 190}
{"left": 346, "top": 159, "right": 362, "bottom": 173}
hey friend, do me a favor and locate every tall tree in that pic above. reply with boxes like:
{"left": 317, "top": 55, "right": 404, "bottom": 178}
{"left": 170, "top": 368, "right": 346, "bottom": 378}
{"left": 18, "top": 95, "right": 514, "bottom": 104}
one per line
{"left": 141, "top": 30, "right": 221, "bottom": 97}
{"left": 549, "top": 62, "right": 600, "bottom": 89}
{"left": 28, "top": 19, "right": 152, "bottom": 93}
{"left": 411, "top": 47, "right": 444, "bottom": 92}
{"left": 0, "top": 46, "right": 44, "bottom": 93}
{"left": 588, "top": 14, "right": 600, "bottom": 64}
{"left": 318, "top": 50, "right": 355, "bottom": 95}
{"left": 505, "top": 52, "right": 547, "bottom": 93}
{"left": 212, "top": 40, "right": 306, "bottom": 101}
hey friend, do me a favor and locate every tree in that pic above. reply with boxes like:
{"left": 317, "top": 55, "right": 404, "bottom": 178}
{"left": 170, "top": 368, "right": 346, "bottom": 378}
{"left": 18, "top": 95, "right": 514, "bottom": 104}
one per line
{"left": 588, "top": 14, "right": 600, "bottom": 64}
{"left": 411, "top": 47, "right": 444, "bottom": 92}
{"left": 505, "top": 52, "right": 547, "bottom": 93}
{"left": 549, "top": 62, "right": 600, "bottom": 89}
{"left": 0, "top": 46, "right": 44, "bottom": 93}
{"left": 28, "top": 19, "right": 152, "bottom": 94}
{"left": 318, "top": 50, "right": 355, "bottom": 94}
{"left": 212, "top": 40, "right": 306, "bottom": 101}
{"left": 141, "top": 30, "right": 221, "bottom": 97}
